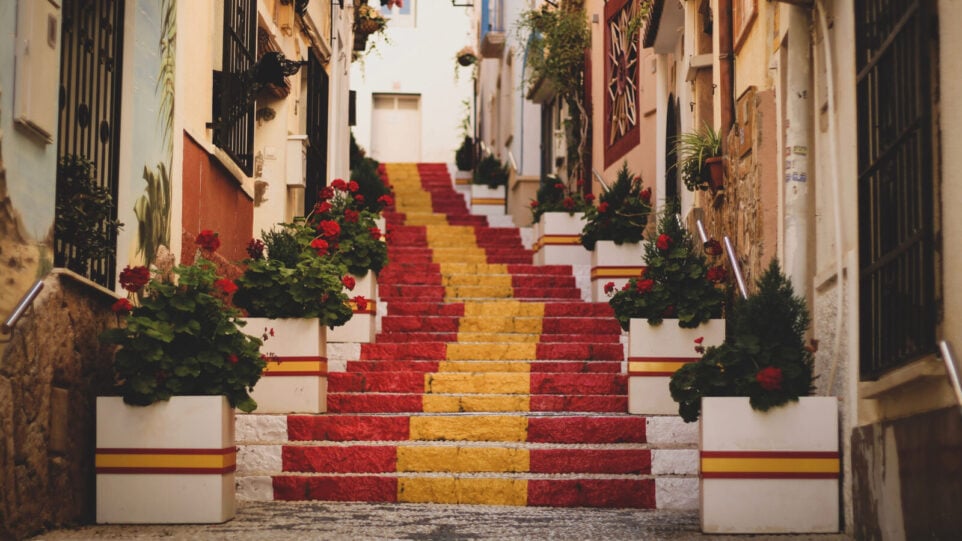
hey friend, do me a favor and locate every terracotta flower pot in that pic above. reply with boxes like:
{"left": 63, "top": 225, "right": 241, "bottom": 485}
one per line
{"left": 705, "top": 156, "right": 725, "bottom": 191}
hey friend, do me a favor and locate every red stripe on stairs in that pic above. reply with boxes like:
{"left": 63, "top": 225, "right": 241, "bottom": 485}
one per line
{"left": 529, "top": 449, "right": 652, "bottom": 474}
{"left": 273, "top": 475, "right": 398, "bottom": 502}
{"left": 283, "top": 446, "right": 397, "bottom": 473}
{"left": 527, "top": 417, "right": 647, "bottom": 444}
{"left": 527, "top": 479, "right": 655, "bottom": 508}
{"left": 288, "top": 415, "right": 410, "bottom": 441}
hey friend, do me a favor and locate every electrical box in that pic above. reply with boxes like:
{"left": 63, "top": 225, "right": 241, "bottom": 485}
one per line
{"left": 286, "top": 135, "right": 308, "bottom": 186}
{"left": 552, "top": 128, "right": 566, "bottom": 160}
{"left": 14, "top": 0, "right": 62, "bottom": 144}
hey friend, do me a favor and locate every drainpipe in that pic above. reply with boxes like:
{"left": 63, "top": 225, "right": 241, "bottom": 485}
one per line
{"left": 717, "top": 0, "right": 735, "bottom": 134}
{"left": 783, "top": 5, "right": 814, "bottom": 304}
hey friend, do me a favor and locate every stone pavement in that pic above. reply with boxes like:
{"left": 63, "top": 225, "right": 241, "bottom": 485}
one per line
{"left": 30, "top": 501, "right": 852, "bottom": 541}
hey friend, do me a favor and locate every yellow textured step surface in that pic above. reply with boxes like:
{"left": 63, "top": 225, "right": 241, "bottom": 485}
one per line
{"left": 458, "top": 316, "right": 543, "bottom": 334}
{"left": 455, "top": 332, "right": 539, "bottom": 344}
{"left": 463, "top": 301, "right": 545, "bottom": 318}
{"left": 396, "top": 446, "right": 530, "bottom": 473}
{"left": 426, "top": 373, "right": 530, "bottom": 394}
{"left": 442, "top": 274, "right": 512, "bottom": 287}
{"left": 437, "top": 360, "right": 532, "bottom": 373}
{"left": 422, "top": 395, "right": 531, "bottom": 413}
{"left": 408, "top": 415, "right": 528, "bottom": 442}
{"left": 445, "top": 285, "right": 515, "bottom": 299}
{"left": 446, "top": 343, "right": 538, "bottom": 361}
{"left": 398, "top": 477, "right": 528, "bottom": 505}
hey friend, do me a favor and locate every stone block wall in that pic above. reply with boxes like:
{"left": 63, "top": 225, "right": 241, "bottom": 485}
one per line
{"left": 0, "top": 272, "right": 117, "bottom": 540}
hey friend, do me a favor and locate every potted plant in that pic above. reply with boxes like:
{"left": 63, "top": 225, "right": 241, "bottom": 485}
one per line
{"left": 455, "top": 136, "right": 475, "bottom": 172}
{"left": 304, "top": 178, "right": 389, "bottom": 343}
{"left": 96, "top": 231, "right": 265, "bottom": 523}
{"left": 580, "top": 163, "right": 652, "bottom": 301}
{"left": 456, "top": 45, "right": 478, "bottom": 67}
{"left": 528, "top": 175, "right": 592, "bottom": 267}
{"left": 674, "top": 122, "right": 724, "bottom": 192}
{"left": 607, "top": 200, "right": 727, "bottom": 414}
{"left": 471, "top": 153, "right": 509, "bottom": 216}
{"left": 669, "top": 260, "right": 838, "bottom": 534}
{"left": 353, "top": 1, "right": 388, "bottom": 53}
{"left": 54, "top": 154, "right": 123, "bottom": 278}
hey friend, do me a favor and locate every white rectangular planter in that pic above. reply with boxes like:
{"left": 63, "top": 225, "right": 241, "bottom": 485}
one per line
{"left": 470, "top": 184, "right": 506, "bottom": 216}
{"left": 533, "top": 212, "right": 590, "bottom": 266}
{"left": 627, "top": 318, "right": 725, "bottom": 415}
{"left": 242, "top": 317, "right": 327, "bottom": 414}
{"left": 590, "top": 241, "right": 646, "bottom": 302}
{"left": 328, "top": 271, "right": 377, "bottom": 343}
{"left": 96, "top": 396, "right": 235, "bottom": 524}
{"left": 700, "top": 396, "right": 840, "bottom": 534}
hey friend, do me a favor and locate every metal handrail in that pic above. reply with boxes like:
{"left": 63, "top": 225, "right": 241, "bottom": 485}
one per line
{"left": 724, "top": 237, "right": 749, "bottom": 300}
{"left": 1, "top": 280, "right": 44, "bottom": 334}
{"left": 507, "top": 150, "right": 518, "bottom": 173}
{"left": 939, "top": 341, "right": 962, "bottom": 408}
{"left": 591, "top": 168, "right": 611, "bottom": 192}
{"left": 695, "top": 219, "right": 709, "bottom": 244}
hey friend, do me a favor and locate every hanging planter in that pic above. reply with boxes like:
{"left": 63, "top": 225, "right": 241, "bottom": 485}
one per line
{"left": 457, "top": 46, "right": 478, "bottom": 67}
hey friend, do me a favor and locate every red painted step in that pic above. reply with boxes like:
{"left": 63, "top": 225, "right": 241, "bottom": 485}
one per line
{"left": 327, "top": 394, "right": 627, "bottom": 414}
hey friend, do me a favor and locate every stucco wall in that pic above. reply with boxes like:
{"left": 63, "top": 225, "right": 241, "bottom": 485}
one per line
{"left": 0, "top": 273, "right": 117, "bottom": 540}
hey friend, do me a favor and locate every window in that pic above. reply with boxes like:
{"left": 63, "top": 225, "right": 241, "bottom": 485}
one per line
{"left": 856, "top": 0, "right": 938, "bottom": 379}
{"left": 212, "top": 0, "right": 257, "bottom": 176}
{"left": 304, "top": 49, "right": 330, "bottom": 216}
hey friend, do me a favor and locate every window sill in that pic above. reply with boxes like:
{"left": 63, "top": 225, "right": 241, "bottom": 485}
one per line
{"left": 859, "top": 355, "right": 946, "bottom": 399}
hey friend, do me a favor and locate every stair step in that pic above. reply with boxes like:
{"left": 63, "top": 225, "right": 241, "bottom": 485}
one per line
{"left": 345, "top": 359, "right": 623, "bottom": 374}
{"left": 327, "top": 394, "right": 628, "bottom": 413}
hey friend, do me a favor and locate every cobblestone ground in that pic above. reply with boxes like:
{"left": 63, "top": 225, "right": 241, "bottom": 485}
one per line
{"left": 30, "top": 501, "right": 852, "bottom": 541}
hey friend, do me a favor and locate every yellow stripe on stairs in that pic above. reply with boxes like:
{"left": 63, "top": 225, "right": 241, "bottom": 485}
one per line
{"left": 396, "top": 446, "right": 530, "bottom": 472}
{"left": 398, "top": 477, "right": 528, "bottom": 505}
{"left": 408, "top": 415, "right": 528, "bottom": 442}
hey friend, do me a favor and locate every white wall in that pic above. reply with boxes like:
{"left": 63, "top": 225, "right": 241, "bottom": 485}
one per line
{"left": 350, "top": 2, "right": 475, "bottom": 165}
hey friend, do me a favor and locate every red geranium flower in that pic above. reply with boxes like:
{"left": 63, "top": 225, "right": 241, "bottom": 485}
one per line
{"left": 640, "top": 187, "right": 652, "bottom": 202}
{"left": 344, "top": 209, "right": 359, "bottom": 223}
{"left": 331, "top": 179, "right": 348, "bottom": 191}
{"left": 214, "top": 278, "right": 238, "bottom": 294}
{"left": 598, "top": 202, "right": 609, "bottom": 213}
{"left": 662, "top": 304, "right": 676, "bottom": 317}
{"left": 354, "top": 295, "right": 368, "bottom": 311}
{"left": 111, "top": 298, "right": 134, "bottom": 315}
{"left": 603, "top": 281, "right": 615, "bottom": 295}
{"left": 354, "top": 194, "right": 365, "bottom": 204}
{"left": 348, "top": 180, "right": 360, "bottom": 193}
{"left": 562, "top": 197, "right": 575, "bottom": 210}
{"left": 756, "top": 366, "right": 784, "bottom": 391}
{"left": 707, "top": 265, "right": 728, "bottom": 283}
{"left": 310, "top": 238, "right": 329, "bottom": 256}
{"left": 246, "top": 239, "right": 265, "bottom": 260}
{"left": 377, "top": 195, "right": 394, "bottom": 207}
{"left": 530, "top": 200, "right": 539, "bottom": 208}
{"left": 119, "top": 265, "right": 151, "bottom": 293}
{"left": 315, "top": 201, "right": 333, "bottom": 214}
{"left": 656, "top": 233, "right": 672, "bottom": 251}
{"left": 227, "top": 354, "right": 239, "bottom": 364}
{"left": 636, "top": 278, "right": 654, "bottom": 294}
{"left": 554, "top": 182, "right": 565, "bottom": 190}
{"left": 369, "top": 227, "right": 382, "bottom": 240}
{"left": 318, "top": 220, "right": 341, "bottom": 239}
{"left": 703, "top": 238, "right": 723, "bottom": 256}
{"left": 319, "top": 187, "right": 335, "bottom": 200}
{"left": 196, "top": 230, "right": 220, "bottom": 252}
{"left": 342, "top": 275, "right": 356, "bottom": 291}
{"left": 584, "top": 193, "right": 595, "bottom": 202}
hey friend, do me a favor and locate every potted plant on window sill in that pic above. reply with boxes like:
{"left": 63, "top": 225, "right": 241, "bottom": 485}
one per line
{"left": 96, "top": 231, "right": 265, "bottom": 524}
{"left": 607, "top": 200, "right": 727, "bottom": 414}
{"left": 669, "top": 260, "right": 838, "bottom": 534}
{"left": 471, "top": 153, "right": 509, "bottom": 217}
{"left": 675, "top": 122, "right": 724, "bottom": 192}
{"left": 581, "top": 162, "right": 652, "bottom": 301}
{"left": 529, "top": 175, "right": 592, "bottom": 267}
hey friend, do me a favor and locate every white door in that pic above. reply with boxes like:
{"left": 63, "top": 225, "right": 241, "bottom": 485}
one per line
{"left": 371, "top": 94, "right": 421, "bottom": 162}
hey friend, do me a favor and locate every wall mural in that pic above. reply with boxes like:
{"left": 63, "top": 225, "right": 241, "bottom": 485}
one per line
{"left": 123, "top": 0, "right": 174, "bottom": 268}
{"left": 603, "top": 0, "right": 641, "bottom": 167}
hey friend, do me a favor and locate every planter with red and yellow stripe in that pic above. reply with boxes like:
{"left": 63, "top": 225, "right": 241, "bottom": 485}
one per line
{"left": 96, "top": 396, "right": 235, "bottom": 523}
{"left": 243, "top": 317, "right": 327, "bottom": 414}
{"left": 590, "top": 240, "right": 646, "bottom": 302}
{"left": 627, "top": 318, "right": 725, "bottom": 415}
{"left": 470, "top": 184, "right": 506, "bottom": 216}
{"left": 533, "top": 212, "right": 590, "bottom": 266}
{"left": 700, "top": 396, "right": 839, "bottom": 533}
{"left": 328, "top": 271, "right": 378, "bottom": 344}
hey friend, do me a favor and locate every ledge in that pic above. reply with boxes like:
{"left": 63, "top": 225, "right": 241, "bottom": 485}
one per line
{"left": 50, "top": 268, "right": 121, "bottom": 301}
{"left": 685, "top": 53, "right": 712, "bottom": 82}
{"left": 859, "top": 355, "right": 946, "bottom": 399}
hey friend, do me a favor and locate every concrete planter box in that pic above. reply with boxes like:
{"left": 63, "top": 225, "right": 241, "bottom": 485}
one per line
{"left": 590, "top": 241, "right": 646, "bottom": 302}
{"left": 470, "top": 184, "right": 506, "bottom": 216}
{"left": 533, "top": 212, "right": 590, "bottom": 266}
{"left": 96, "top": 396, "right": 235, "bottom": 524}
{"left": 328, "top": 271, "right": 377, "bottom": 343}
{"left": 242, "top": 317, "right": 327, "bottom": 413}
{"left": 627, "top": 318, "right": 725, "bottom": 415}
{"left": 700, "top": 396, "right": 840, "bottom": 534}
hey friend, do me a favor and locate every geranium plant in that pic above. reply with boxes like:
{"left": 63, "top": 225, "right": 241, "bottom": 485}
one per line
{"left": 529, "top": 175, "right": 592, "bottom": 223}
{"left": 607, "top": 200, "right": 726, "bottom": 330}
{"left": 304, "top": 178, "right": 389, "bottom": 277}
{"left": 232, "top": 226, "right": 355, "bottom": 327}
{"left": 100, "top": 231, "right": 266, "bottom": 413}
{"left": 580, "top": 162, "right": 652, "bottom": 250}
{"left": 669, "top": 259, "right": 816, "bottom": 422}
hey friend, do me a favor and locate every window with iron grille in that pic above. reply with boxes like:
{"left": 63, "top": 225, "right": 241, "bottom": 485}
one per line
{"left": 304, "top": 49, "right": 330, "bottom": 216}
{"left": 212, "top": 0, "right": 256, "bottom": 176}
{"left": 856, "top": 0, "right": 938, "bottom": 379}
{"left": 56, "top": 0, "right": 125, "bottom": 288}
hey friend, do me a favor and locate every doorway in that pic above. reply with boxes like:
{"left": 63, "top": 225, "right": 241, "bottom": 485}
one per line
{"left": 371, "top": 93, "right": 421, "bottom": 162}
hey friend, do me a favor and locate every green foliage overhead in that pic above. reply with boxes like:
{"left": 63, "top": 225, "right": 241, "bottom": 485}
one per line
{"left": 669, "top": 260, "right": 816, "bottom": 422}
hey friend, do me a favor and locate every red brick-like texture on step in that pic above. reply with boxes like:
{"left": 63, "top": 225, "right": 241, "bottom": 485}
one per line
{"left": 273, "top": 475, "right": 398, "bottom": 502}
{"left": 527, "top": 417, "right": 646, "bottom": 444}
{"left": 288, "top": 415, "right": 410, "bottom": 441}
{"left": 530, "top": 395, "right": 627, "bottom": 413}
{"left": 327, "top": 394, "right": 424, "bottom": 413}
{"left": 328, "top": 372, "right": 426, "bottom": 393}
{"left": 283, "top": 446, "right": 397, "bottom": 473}
{"left": 530, "top": 449, "right": 652, "bottom": 474}
{"left": 527, "top": 479, "right": 655, "bottom": 508}
{"left": 536, "top": 343, "right": 625, "bottom": 360}
{"left": 360, "top": 343, "right": 447, "bottom": 360}
{"left": 530, "top": 374, "right": 627, "bottom": 395}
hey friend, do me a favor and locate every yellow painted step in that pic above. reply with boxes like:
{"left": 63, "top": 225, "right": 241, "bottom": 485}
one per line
{"left": 463, "top": 301, "right": 545, "bottom": 318}
{"left": 422, "top": 394, "right": 531, "bottom": 413}
{"left": 437, "top": 360, "right": 532, "bottom": 373}
{"left": 396, "top": 446, "right": 530, "bottom": 473}
{"left": 442, "top": 274, "right": 512, "bottom": 287}
{"left": 425, "top": 372, "right": 530, "bottom": 394}
{"left": 409, "top": 415, "right": 528, "bottom": 442}
{"left": 446, "top": 343, "right": 538, "bottom": 361}
{"left": 456, "top": 332, "right": 540, "bottom": 344}
{"left": 457, "top": 316, "right": 543, "bottom": 334}
{"left": 398, "top": 477, "right": 528, "bottom": 505}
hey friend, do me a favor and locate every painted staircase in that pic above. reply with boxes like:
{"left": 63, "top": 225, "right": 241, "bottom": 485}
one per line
{"left": 236, "top": 163, "right": 698, "bottom": 509}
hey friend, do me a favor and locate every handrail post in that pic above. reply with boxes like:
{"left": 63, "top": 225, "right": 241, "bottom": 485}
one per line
{"left": 939, "top": 341, "right": 962, "bottom": 411}
{"left": 724, "top": 237, "right": 749, "bottom": 300}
